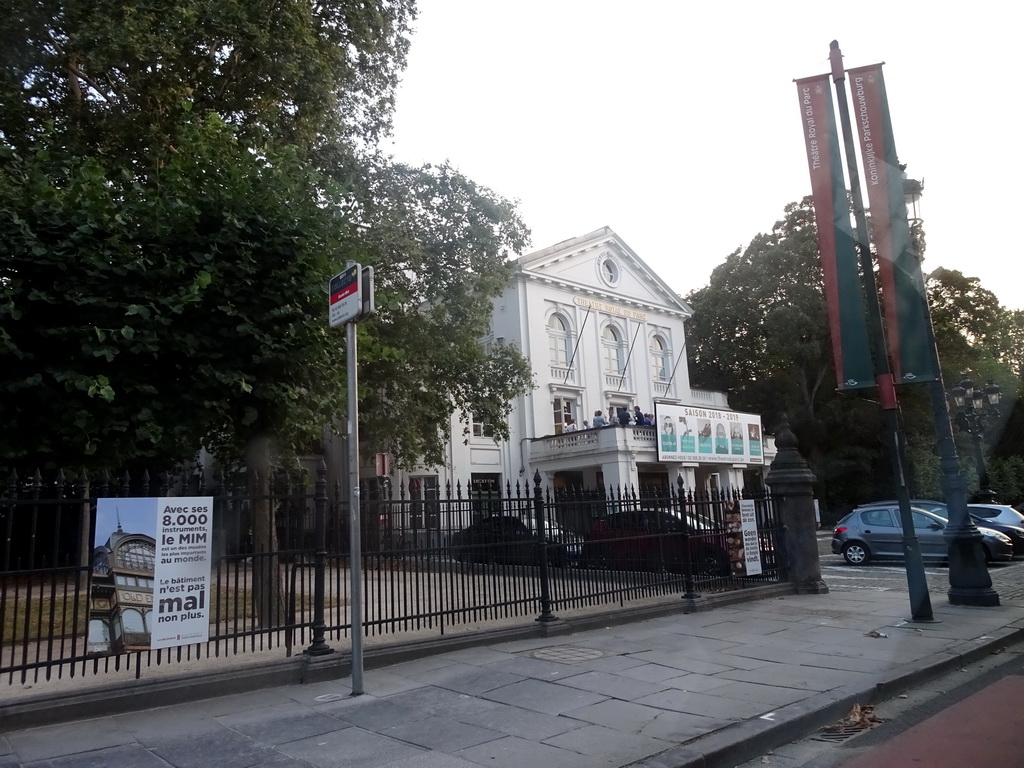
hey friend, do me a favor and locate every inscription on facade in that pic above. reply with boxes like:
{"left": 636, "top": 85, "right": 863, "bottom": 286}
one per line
{"left": 573, "top": 296, "right": 647, "bottom": 321}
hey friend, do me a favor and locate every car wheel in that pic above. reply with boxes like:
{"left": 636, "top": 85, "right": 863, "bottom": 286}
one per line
{"left": 982, "top": 545, "right": 992, "bottom": 563}
{"left": 842, "top": 541, "right": 870, "bottom": 565}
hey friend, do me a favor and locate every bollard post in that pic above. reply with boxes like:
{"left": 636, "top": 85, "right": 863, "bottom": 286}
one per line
{"left": 306, "top": 459, "right": 334, "bottom": 656}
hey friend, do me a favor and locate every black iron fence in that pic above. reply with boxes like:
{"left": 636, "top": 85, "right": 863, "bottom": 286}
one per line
{"left": 1, "top": 466, "right": 786, "bottom": 687}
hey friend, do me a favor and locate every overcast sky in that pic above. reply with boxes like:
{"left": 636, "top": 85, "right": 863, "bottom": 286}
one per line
{"left": 387, "top": 1, "right": 1022, "bottom": 311}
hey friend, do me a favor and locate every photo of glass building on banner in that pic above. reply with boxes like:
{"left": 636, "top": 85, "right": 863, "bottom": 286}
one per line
{"left": 391, "top": 227, "right": 775, "bottom": 502}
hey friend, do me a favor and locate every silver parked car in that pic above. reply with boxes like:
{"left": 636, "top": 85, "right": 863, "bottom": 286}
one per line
{"left": 832, "top": 505, "right": 1013, "bottom": 565}
{"left": 855, "top": 499, "right": 1024, "bottom": 555}
{"left": 968, "top": 504, "right": 1024, "bottom": 528}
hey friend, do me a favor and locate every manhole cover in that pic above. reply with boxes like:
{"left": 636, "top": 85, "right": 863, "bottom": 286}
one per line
{"left": 530, "top": 646, "right": 604, "bottom": 664}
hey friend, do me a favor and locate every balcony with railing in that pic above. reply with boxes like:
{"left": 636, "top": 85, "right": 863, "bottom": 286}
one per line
{"left": 530, "top": 425, "right": 657, "bottom": 464}
{"left": 687, "top": 388, "right": 730, "bottom": 408}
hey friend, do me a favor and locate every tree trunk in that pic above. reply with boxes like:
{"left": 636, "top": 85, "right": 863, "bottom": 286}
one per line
{"left": 247, "top": 439, "right": 282, "bottom": 628}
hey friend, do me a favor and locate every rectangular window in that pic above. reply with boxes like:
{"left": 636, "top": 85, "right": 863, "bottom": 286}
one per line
{"left": 472, "top": 415, "right": 494, "bottom": 438}
{"left": 553, "top": 398, "right": 576, "bottom": 433}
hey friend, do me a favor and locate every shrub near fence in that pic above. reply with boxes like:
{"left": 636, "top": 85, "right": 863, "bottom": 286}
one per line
{"left": 1, "top": 465, "right": 786, "bottom": 687}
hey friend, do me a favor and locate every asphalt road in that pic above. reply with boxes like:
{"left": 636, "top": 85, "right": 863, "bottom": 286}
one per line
{"left": 815, "top": 532, "right": 1024, "bottom": 603}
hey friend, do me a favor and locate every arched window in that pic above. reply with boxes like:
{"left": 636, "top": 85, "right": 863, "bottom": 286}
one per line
{"left": 602, "top": 325, "right": 624, "bottom": 374}
{"left": 115, "top": 539, "right": 155, "bottom": 573}
{"left": 88, "top": 619, "right": 111, "bottom": 654}
{"left": 548, "top": 313, "right": 572, "bottom": 366}
{"left": 122, "top": 608, "right": 146, "bottom": 633}
{"left": 651, "top": 334, "right": 671, "bottom": 381}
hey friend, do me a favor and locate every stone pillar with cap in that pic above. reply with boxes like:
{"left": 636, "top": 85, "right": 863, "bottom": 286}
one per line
{"left": 766, "top": 414, "right": 828, "bottom": 594}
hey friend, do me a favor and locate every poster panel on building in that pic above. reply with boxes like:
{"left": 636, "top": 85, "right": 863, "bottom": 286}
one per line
{"left": 655, "top": 404, "right": 763, "bottom": 465}
{"left": 92, "top": 497, "right": 213, "bottom": 655}
{"left": 847, "top": 64, "right": 937, "bottom": 384}
{"left": 795, "top": 74, "right": 874, "bottom": 391}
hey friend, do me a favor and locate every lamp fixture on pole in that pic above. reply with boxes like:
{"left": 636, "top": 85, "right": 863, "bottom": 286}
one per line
{"left": 949, "top": 376, "right": 1002, "bottom": 504}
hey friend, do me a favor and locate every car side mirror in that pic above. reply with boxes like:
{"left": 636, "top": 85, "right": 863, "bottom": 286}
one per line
{"left": 929, "top": 522, "right": 943, "bottom": 530}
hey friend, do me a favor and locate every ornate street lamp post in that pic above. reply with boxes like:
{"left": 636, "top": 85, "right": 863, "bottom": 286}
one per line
{"left": 949, "top": 376, "right": 1002, "bottom": 504}
{"left": 902, "top": 174, "right": 998, "bottom": 606}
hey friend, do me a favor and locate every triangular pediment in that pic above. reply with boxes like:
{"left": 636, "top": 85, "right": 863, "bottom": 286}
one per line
{"left": 517, "top": 227, "right": 691, "bottom": 316}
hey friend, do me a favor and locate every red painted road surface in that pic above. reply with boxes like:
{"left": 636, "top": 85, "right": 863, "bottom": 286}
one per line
{"left": 841, "top": 674, "right": 1024, "bottom": 768}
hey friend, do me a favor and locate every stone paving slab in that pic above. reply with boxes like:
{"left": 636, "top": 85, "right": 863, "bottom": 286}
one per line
{"left": 4, "top": 589, "right": 1024, "bottom": 768}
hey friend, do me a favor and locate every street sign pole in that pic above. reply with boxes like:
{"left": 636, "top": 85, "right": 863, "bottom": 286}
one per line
{"left": 346, "top": 315, "right": 364, "bottom": 695}
{"left": 328, "top": 261, "right": 375, "bottom": 694}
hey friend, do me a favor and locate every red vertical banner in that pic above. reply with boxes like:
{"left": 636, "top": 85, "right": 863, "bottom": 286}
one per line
{"left": 796, "top": 75, "right": 874, "bottom": 390}
{"left": 848, "top": 64, "right": 937, "bottom": 383}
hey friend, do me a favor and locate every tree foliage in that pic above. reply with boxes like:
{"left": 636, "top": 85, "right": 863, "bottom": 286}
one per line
{"left": 1, "top": 0, "right": 535, "bottom": 474}
{"left": 341, "top": 159, "right": 535, "bottom": 467}
{"left": 0, "top": 116, "right": 350, "bottom": 467}
{"left": 1, "top": 0, "right": 414, "bottom": 158}
{"left": 687, "top": 198, "right": 1024, "bottom": 509}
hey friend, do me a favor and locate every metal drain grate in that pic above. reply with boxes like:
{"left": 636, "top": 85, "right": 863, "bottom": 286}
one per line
{"left": 812, "top": 720, "right": 877, "bottom": 743}
{"left": 529, "top": 646, "right": 605, "bottom": 664}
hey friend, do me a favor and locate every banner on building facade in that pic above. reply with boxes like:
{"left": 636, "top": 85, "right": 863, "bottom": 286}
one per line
{"left": 796, "top": 74, "right": 874, "bottom": 391}
{"left": 655, "top": 404, "right": 763, "bottom": 465}
{"left": 847, "top": 64, "right": 937, "bottom": 383}
{"left": 92, "top": 497, "right": 213, "bottom": 654}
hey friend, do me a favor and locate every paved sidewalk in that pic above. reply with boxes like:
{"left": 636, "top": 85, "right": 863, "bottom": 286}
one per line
{"left": 3, "top": 589, "right": 1024, "bottom": 768}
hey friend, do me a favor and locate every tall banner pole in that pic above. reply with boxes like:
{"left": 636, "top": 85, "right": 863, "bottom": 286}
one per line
{"left": 845, "top": 62, "right": 995, "bottom": 606}
{"left": 826, "top": 41, "right": 933, "bottom": 621}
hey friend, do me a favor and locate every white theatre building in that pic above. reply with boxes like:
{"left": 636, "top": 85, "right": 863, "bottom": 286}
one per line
{"left": 393, "top": 227, "right": 775, "bottom": 502}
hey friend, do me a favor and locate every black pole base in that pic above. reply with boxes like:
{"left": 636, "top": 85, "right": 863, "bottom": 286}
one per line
{"left": 948, "top": 586, "right": 999, "bottom": 607}
{"left": 946, "top": 534, "right": 999, "bottom": 607}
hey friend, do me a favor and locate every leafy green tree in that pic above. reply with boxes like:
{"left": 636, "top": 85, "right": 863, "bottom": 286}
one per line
{"left": 344, "top": 160, "right": 534, "bottom": 467}
{"left": 686, "top": 198, "right": 888, "bottom": 509}
{"left": 1, "top": 0, "right": 534, "bottom": 478}
{"left": 0, "top": 0, "right": 414, "bottom": 159}
{"left": 0, "top": 116, "right": 351, "bottom": 469}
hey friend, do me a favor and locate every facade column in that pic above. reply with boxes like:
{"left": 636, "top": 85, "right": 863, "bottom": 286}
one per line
{"left": 765, "top": 415, "right": 828, "bottom": 594}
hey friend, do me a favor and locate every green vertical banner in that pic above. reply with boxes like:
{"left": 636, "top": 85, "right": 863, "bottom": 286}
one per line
{"left": 796, "top": 75, "right": 874, "bottom": 390}
{"left": 848, "top": 64, "right": 938, "bottom": 383}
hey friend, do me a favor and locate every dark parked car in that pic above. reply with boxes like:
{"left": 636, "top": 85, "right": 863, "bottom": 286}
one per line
{"left": 450, "top": 515, "right": 577, "bottom": 567}
{"left": 583, "top": 509, "right": 730, "bottom": 576}
{"left": 521, "top": 516, "right": 584, "bottom": 564}
{"left": 833, "top": 505, "right": 1013, "bottom": 565}
{"left": 857, "top": 500, "right": 1024, "bottom": 555}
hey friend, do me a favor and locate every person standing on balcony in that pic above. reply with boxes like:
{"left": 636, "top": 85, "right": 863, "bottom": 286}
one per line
{"left": 592, "top": 410, "right": 608, "bottom": 427}
{"left": 633, "top": 406, "right": 651, "bottom": 426}
{"left": 617, "top": 407, "right": 631, "bottom": 426}
{"left": 564, "top": 415, "right": 578, "bottom": 432}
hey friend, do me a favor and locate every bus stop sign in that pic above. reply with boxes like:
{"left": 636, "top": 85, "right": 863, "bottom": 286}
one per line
{"left": 329, "top": 264, "right": 361, "bottom": 327}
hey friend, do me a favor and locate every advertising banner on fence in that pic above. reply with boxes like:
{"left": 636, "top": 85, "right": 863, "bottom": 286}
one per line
{"left": 92, "top": 497, "right": 213, "bottom": 653}
{"left": 847, "top": 63, "right": 937, "bottom": 384}
{"left": 655, "top": 404, "right": 763, "bottom": 465}
{"left": 795, "top": 74, "right": 874, "bottom": 390}
{"left": 739, "top": 499, "right": 763, "bottom": 575}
